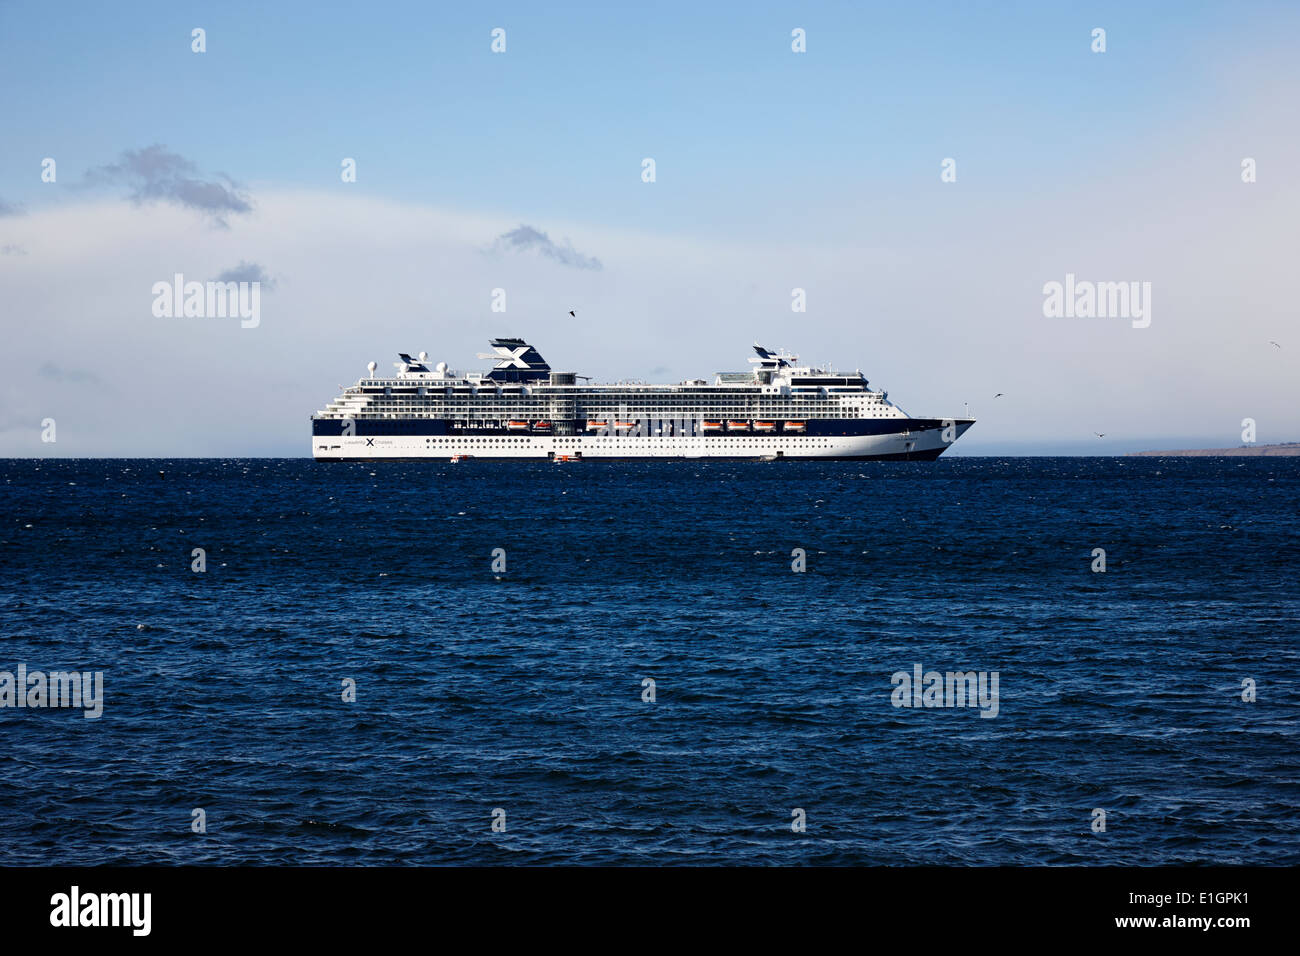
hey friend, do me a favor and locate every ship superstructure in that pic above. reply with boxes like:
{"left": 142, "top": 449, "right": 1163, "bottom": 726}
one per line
{"left": 311, "top": 338, "right": 973, "bottom": 460}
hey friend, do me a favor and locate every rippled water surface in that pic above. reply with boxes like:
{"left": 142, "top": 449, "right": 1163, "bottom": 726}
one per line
{"left": 1, "top": 457, "right": 1297, "bottom": 864}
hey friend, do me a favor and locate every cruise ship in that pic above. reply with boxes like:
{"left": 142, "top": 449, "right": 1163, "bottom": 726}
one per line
{"left": 311, "top": 338, "right": 974, "bottom": 460}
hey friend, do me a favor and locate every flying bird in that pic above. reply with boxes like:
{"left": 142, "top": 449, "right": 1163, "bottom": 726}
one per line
{"left": 993, "top": 393, "right": 1003, "bottom": 399}
{"left": 569, "top": 310, "right": 576, "bottom": 317}
{"left": 1094, "top": 432, "right": 1105, "bottom": 438}
{"left": 1269, "top": 340, "right": 1281, "bottom": 349}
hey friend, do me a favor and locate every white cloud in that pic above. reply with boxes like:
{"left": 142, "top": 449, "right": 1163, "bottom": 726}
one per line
{"left": 1, "top": 167, "right": 1296, "bottom": 455}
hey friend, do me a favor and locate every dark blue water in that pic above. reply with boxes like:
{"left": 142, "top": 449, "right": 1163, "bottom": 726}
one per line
{"left": 1, "top": 457, "right": 1296, "bottom": 865}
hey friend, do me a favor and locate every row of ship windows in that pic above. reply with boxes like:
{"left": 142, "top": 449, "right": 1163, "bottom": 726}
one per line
{"left": 333, "top": 412, "right": 863, "bottom": 420}
{"left": 344, "top": 414, "right": 858, "bottom": 420}
{"left": 335, "top": 405, "right": 861, "bottom": 413}
{"left": 354, "top": 387, "right": 868, "bottom": 394}
{"left": 419, "top": 437, "right": 837, "bottom": 442}
{"left": 340, "top": 403, "right": 857, "bottom": 411}
{"left": 353, "top": 392, "right": 873, "bottom": 400}
{"left": 336, "top": 393, "right": 865, "bottom": 399}
{"left": 348, "top": 395, "right": 860, "bottom": 401}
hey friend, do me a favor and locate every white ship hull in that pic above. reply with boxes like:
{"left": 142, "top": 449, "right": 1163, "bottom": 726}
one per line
{"left": 313, "top": 423, "right": 972, "bottom": 461}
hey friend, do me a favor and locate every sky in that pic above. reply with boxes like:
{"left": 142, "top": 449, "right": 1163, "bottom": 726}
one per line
{"left": 1, "top": 0, "right": 1297, "bottom": 456}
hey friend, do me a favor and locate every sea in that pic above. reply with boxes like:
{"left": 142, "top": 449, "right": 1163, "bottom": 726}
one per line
{"left": 1, "top": 457, "right": 1296, "bottom": 865}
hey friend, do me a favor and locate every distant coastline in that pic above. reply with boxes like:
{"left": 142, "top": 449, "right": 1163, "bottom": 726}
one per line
{"left": 1129, "top": 443, "right": 1300, "bottom": 457}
